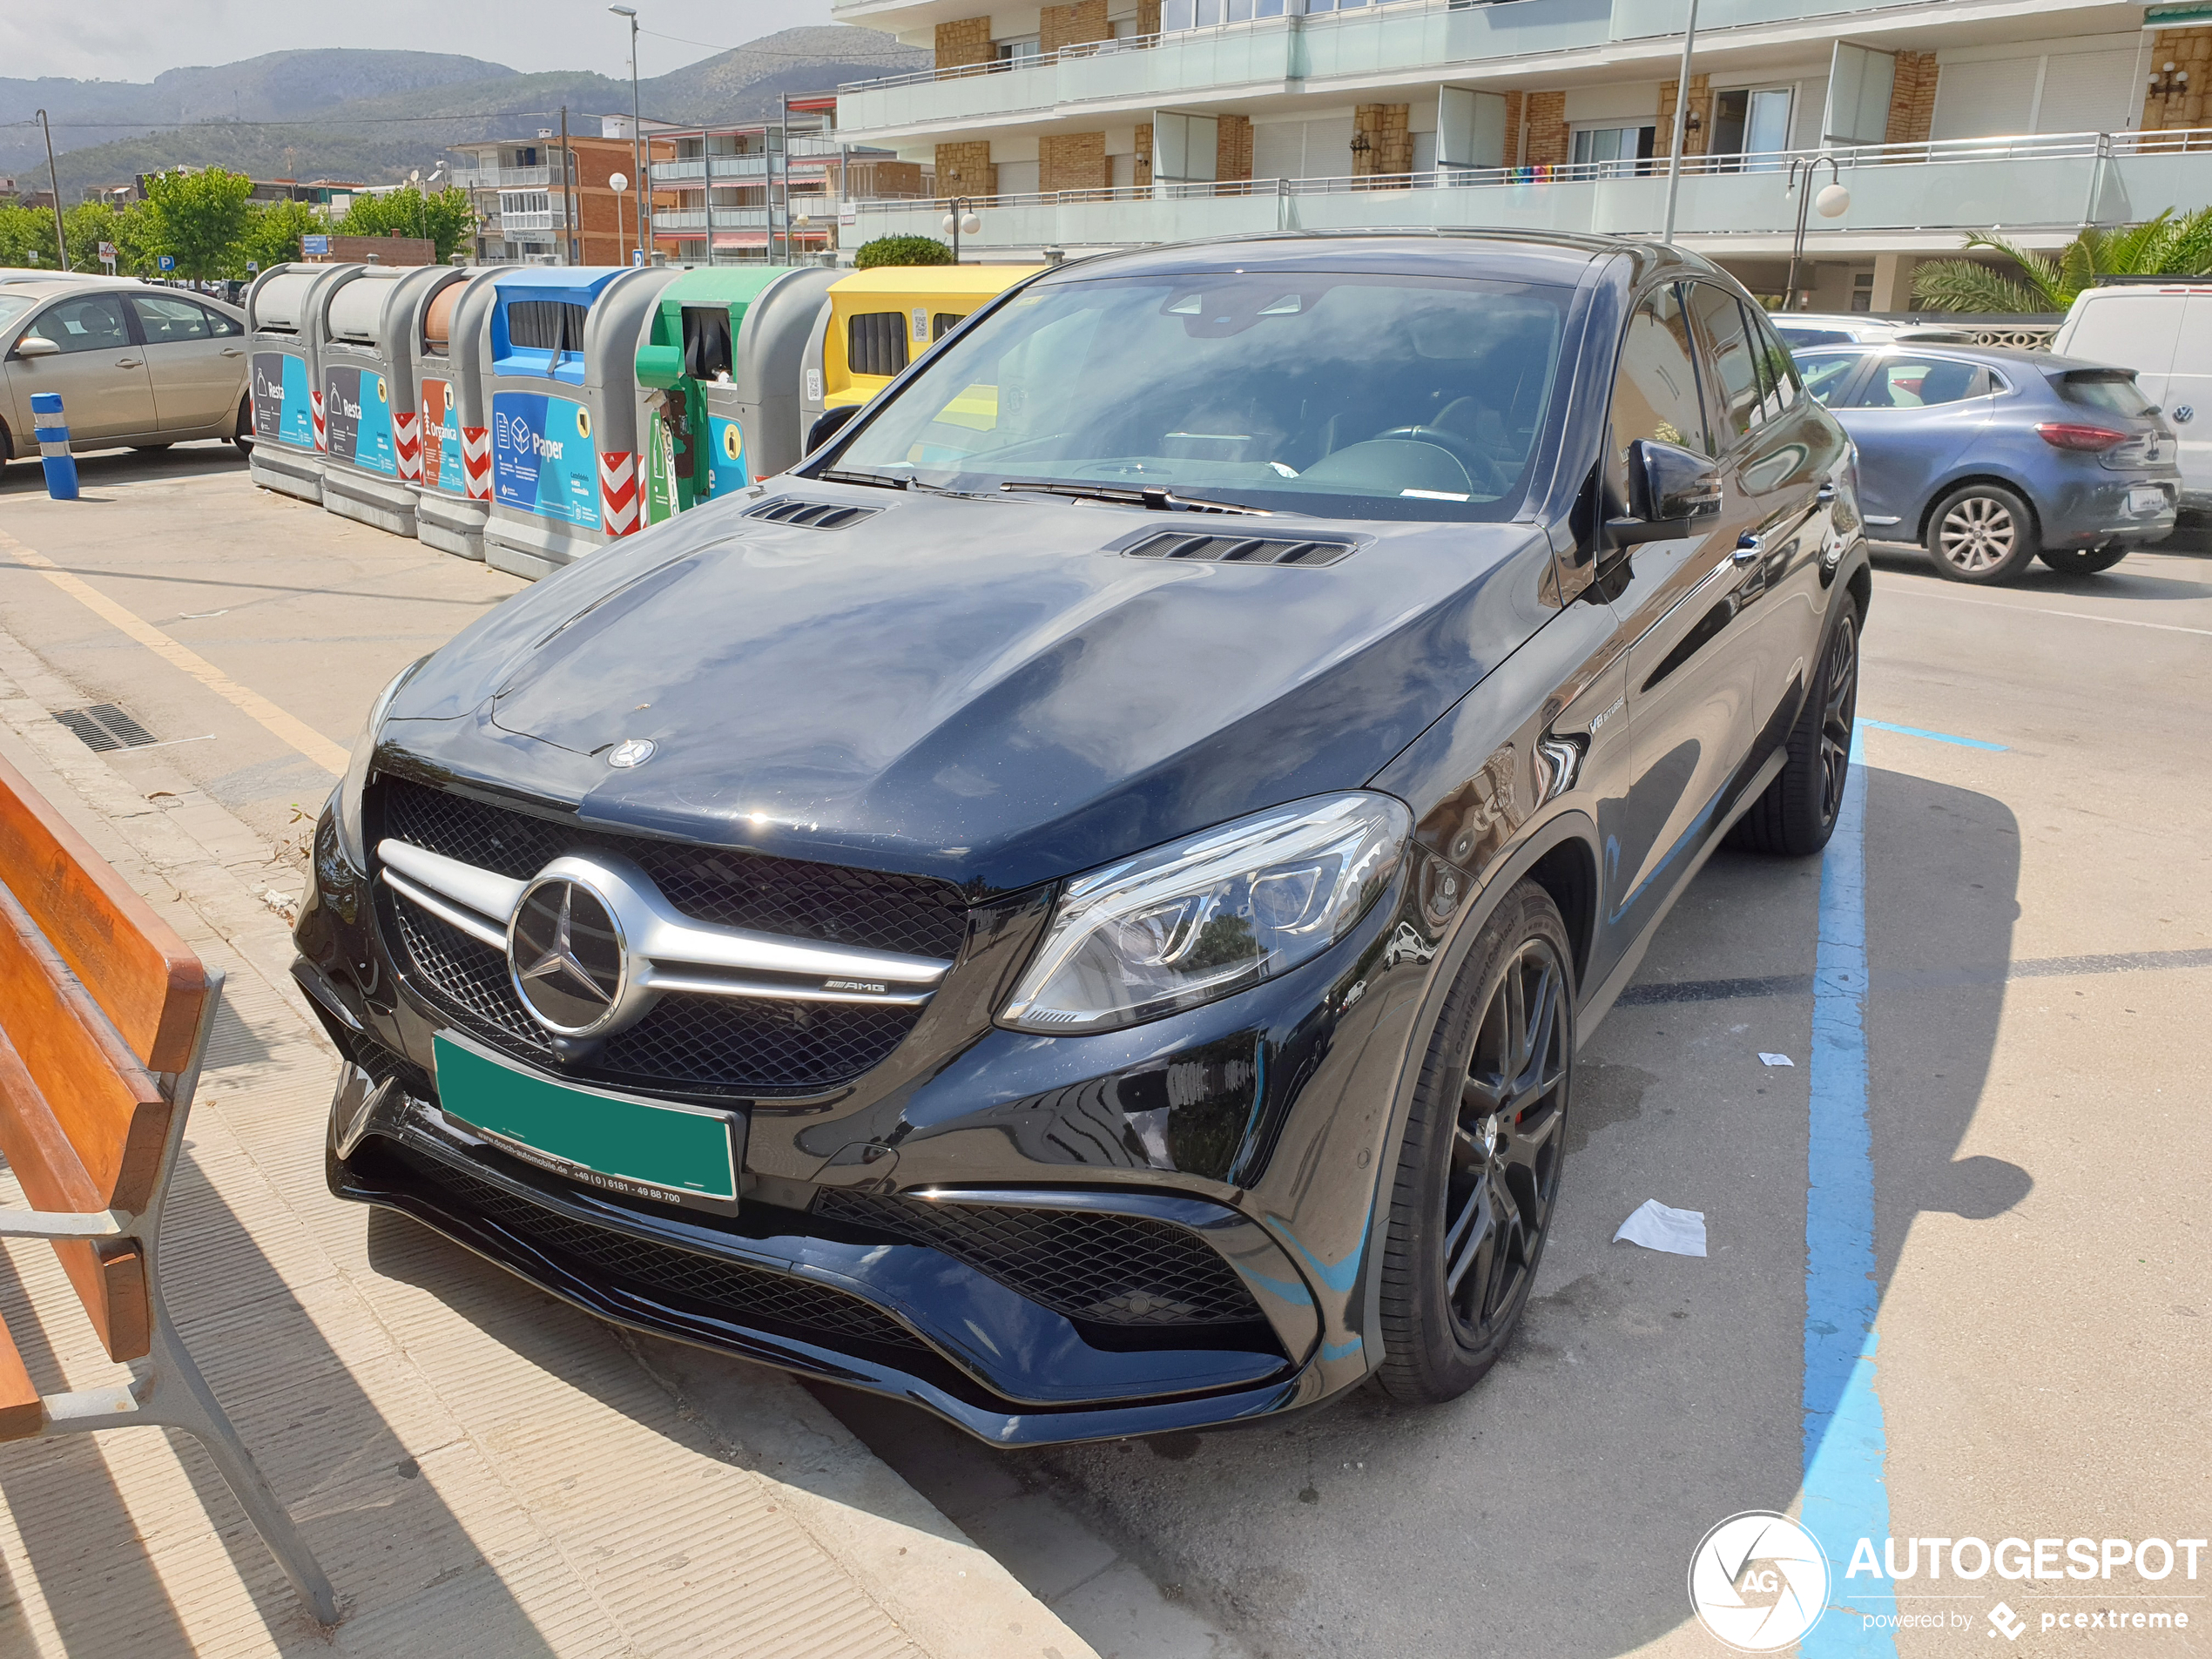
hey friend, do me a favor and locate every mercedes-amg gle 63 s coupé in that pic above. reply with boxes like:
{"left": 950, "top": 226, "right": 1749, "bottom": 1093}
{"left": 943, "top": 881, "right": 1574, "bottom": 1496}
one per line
{"left": 297, "top": 233, "right": 1870, "bottom": 1444}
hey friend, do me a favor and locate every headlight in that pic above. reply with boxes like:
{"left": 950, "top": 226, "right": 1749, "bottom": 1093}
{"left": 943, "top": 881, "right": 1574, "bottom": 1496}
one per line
{"left": 333, "top": 657, "right": 429, "bottom": 870}
{"left": 999, "top": 792, "right": 1412, "bottom": 1034}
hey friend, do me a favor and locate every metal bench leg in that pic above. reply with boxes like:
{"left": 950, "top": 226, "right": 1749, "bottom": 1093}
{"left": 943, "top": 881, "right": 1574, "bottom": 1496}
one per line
{"left": 145, "top": 1318, "right": 341, "bottom": 1626}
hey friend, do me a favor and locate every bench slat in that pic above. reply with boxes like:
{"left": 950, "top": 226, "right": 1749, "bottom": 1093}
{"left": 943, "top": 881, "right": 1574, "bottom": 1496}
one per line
{"left": 0, "top": 1315, "right": 37, "bottom": 1441}
{"left": 0, "top": 1022, "right": 152, "bottom": 1362}
{"left": 0, "top": 752, "right": 207, "bottom": 1074}
{"left": 0, "top": 884, "right": 171, "bottom": 1217}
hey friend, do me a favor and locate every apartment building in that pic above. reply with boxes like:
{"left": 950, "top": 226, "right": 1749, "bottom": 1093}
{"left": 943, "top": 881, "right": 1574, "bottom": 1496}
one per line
{"left": 648, "top": 99, "right": 846, "bottom": 265}
{"left": 450, "top": 123, "right": 677, "bottom": 266}
{"left": 828, "top": 0, "right": 2212, "bottom": 304}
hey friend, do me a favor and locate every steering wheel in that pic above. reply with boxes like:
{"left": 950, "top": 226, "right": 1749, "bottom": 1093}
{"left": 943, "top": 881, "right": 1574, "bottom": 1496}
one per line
{"left": 1370, "top": 426, "right": 1511, "bottom": 495}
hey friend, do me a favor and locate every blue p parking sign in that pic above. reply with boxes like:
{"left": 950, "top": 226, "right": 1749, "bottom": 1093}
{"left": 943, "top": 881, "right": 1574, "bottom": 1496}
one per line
{"left": 157, "top": 254, "right": 176, "bottom": 273}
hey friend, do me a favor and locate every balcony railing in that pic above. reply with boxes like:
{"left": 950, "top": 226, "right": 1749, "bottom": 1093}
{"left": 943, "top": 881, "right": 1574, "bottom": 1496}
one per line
{"left": 845, "top": 126, "right": 2212, "bottom": 246}
{"left": 651, "top": 208, "right": 773, "bottom": 232}
{"left": 452, "top": 165, "right": 554, "bottom": 191}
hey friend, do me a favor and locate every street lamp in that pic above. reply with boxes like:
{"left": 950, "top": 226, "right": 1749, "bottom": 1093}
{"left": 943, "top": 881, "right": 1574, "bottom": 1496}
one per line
{"left": 1784, "top": 153, "right": 1851, "bottom": 310}
{"left": 610, "top": 5, "right": 646, "bottom": 264}
{"left": 610, "top": 172, "right": 630, "bottom": 265}
{"left": 940, "top": 199, "right": 981, "bottom": 262}
{"left": 1660, "top": 0, "right": 1701, "bottom": 244}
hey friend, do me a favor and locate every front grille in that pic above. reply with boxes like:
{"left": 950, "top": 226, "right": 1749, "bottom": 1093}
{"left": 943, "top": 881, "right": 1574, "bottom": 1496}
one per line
{"left": 404, "top": 1150, "right": 928, "bottom": 1352}
{"left": 391, "top": 900, "right": 921, "bottom": 1093}
{"left": 380, "top": 778, "right": 968, "bottom": 960}
{"left": 815, "top": 1190, "right": 1265, "bottom": 1328}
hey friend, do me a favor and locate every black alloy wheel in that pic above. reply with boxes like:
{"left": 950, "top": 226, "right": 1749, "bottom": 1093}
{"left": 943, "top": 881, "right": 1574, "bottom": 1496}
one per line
{"left": 1729, "top": 605, "right": 1860, "bottom": 858}
{"left": 1377, "top": 880, "right": 1573, "bottom": 1403}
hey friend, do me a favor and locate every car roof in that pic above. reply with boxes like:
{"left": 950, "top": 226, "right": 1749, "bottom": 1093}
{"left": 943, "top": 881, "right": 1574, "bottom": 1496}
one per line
{"left": 1044, "top": 230, "right": 1720, "bottom": 289}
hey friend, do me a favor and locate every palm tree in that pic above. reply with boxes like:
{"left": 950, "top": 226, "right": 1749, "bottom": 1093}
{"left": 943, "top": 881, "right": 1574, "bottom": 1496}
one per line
{"left": 1912, "top": 206, "right": 2212, "bottom": 314}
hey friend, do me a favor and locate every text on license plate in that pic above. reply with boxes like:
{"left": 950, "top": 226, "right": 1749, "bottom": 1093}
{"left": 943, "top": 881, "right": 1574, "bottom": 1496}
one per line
{"left": 2129, "top": 485, "right": 2167, "bottom": 514}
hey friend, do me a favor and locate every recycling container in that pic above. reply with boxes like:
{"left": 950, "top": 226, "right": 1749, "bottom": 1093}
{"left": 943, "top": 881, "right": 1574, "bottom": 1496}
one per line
{"left": 632, "top": 264, "right": 838, "bottom": 524}
{"left": 413, "top": 268, "right": 501, "bottom": 560}
{"left": 319, "top": 263, "right": 464, "bottom": 537}
{"left": 797, "top": 264, "right": 1045, "bottom": 455}
{"left": 245, "top": 262, "right": 359, "bottom": 503}
{"left": 479, "top": 266, "right": 683, "bottom": 582}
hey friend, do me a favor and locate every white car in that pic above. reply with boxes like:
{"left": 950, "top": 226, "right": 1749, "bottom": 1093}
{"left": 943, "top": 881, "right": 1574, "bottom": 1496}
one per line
{"left": 1771, "top": 313, "right": 1974, "bottom": 350}
{"left": 2052, "top": 283, "right": 2212, "bottom": 511}
{"left": 0, "top": 278, "right": 253, "bottom": 468}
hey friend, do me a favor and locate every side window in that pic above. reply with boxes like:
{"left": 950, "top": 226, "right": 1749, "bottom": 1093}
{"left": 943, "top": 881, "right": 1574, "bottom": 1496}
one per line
{"left": 1742, "top": 302, "right": 1799, "bottom": 418}
{"left": 199, "top": 304, "right": 241, "bottom": 337}
{"left": 1853, "top": 357, "right": 1987, "bottom": 408}
{"left": 1687, "top": 282, "right": 1762, "bottom": 445}
{"left": 1605, "top": 284, "right": 1711, "bottom": 509}
{"left": 128, "top": 293, "right": 213, "bottom": 345}
{"left": 1797, "top": 351, "right": 1867, "bottom": 406}
{"left": 23, "top": 293, "right": 133, "bottom": 354}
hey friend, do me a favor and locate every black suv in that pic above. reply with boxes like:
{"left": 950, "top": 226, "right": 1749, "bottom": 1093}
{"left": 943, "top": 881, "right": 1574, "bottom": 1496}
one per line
{"left": 296, "top": 233, "right": 1869, "bottom": 1444}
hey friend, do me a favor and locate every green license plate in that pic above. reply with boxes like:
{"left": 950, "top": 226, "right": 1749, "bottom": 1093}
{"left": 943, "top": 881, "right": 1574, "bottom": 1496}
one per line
{"left": 433, "top": 1033, "right": 742, "bottom": 1210}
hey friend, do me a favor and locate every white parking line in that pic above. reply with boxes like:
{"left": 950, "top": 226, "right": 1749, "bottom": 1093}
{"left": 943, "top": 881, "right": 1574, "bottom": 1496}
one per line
{"left": 1892, "top": 587, "right": 2212, "bottom": 637}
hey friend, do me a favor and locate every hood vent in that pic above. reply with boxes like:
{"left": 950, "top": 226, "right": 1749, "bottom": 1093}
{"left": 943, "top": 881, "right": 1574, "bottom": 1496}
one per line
{"left": 1123, "top": 529, "right": 1357, "bottom": 568}
{"left": 743, "top": 497, "right": 884, "bottom": 530}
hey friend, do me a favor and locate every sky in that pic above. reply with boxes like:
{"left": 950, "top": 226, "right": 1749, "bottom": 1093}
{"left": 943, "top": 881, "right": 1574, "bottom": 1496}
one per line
{"left": 1, "top": 0, "right": 840, "bottom": 83}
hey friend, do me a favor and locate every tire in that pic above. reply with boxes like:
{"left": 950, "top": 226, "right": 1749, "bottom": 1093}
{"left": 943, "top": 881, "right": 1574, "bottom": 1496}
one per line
{"left": 2036, "top": 544, "right": 2128, "bottom": 576}
{"left": 1925, "top": 482, "right": 2039, "bottom": 583}
{"left": 1375, "top": 880, "right": 1574, "bottom": 1405}
{"left": 1729, "top": 604, "right": 1860, "bottom": 858}
{"left": 233, "top": 395, "right": 254, "bottom": 456}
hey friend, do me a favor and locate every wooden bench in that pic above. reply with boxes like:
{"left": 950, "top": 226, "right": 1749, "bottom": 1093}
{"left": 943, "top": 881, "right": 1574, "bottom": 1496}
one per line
{"left": 0, "top": 749, "right": 337, "bottom": 1624}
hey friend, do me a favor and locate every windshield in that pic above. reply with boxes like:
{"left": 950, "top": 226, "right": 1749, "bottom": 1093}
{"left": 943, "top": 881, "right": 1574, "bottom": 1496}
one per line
{"left": 828, "top": 271, "right": 1571, "bottom": 520}
{"left": 0, "top": 293, "right": 34, "bottom": 335}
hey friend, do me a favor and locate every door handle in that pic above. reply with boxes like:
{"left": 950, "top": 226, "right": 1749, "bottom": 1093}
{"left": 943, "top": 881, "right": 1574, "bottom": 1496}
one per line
{"left": 115, "top": 357, "right": 141, "bottom": 368}
{"left": 220, "top": 347, "right": 244, "bottom": 357}
{"left": 1733, "top": 533, "right": 1762, "bottom": 565}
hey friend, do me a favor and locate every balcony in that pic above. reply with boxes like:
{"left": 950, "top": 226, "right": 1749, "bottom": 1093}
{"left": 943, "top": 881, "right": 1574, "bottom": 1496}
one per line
{"left": 843, "top": 129, "right": 2212, "bottom": 253}
{"left": 835, "top": 0, "right": 2014, "bottom": 140}
{"left": 452, "top": 165, "right": 554, "bottom": 191}
{"left": 498, "top": 211, "right": 562, "bottom": 233}
{"left": 651, "top": 207, "right": 773, "bottom": 232}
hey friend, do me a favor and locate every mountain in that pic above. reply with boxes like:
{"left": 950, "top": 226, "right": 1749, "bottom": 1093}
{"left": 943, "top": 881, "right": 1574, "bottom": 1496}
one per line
{"left": 2, "top": 30, "right": 927, "bottom": 194}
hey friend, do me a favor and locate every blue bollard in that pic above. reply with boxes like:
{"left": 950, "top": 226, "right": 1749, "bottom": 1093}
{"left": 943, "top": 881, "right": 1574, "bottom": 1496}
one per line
{"left": 30, "top": 392, "right": 79, "bottom": 502}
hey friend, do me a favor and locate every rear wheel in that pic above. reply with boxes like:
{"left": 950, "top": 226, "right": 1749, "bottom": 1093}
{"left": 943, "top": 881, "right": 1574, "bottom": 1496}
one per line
{"left": 233, "top": 395, "right": 253, "bottom": 456}
{"left": 2036, "top": 544, "right": 2128, "bottom": 576}
{"left": 1376, "top": 880, "right": 1573, "bottom": 1405}
{"left": 1729, "top": 606, "right": 1859, "bottom": 857}
{"left": 1925, "top": 482, "right": 2038, "bottom": 583}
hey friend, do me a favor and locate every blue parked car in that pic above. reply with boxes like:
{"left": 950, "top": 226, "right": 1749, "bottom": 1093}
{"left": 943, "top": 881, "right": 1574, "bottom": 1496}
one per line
{"left": 1793, "top": 343, "right": 2179, "bottom": 582}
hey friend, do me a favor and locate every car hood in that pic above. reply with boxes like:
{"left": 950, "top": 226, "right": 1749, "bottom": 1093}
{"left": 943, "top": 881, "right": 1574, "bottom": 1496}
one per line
{"left": 382, "top": 487, "right": 1554, "bottom": 894}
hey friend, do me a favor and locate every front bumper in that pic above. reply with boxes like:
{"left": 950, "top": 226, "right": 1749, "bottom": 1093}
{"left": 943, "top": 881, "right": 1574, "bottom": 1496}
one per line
{"left": 297, "top": 805, "right": 1449, "bottom": 1443}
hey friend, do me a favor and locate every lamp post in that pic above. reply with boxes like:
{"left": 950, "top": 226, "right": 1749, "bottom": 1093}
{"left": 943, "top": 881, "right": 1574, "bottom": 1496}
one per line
{"left": 941, "top": 199, "right": 981, "bottom": 262}
{"left": 1659, "top": 0, "right": 1701, "bottom": 244}
{"left": 37, "top": 110, "right": 68, "bottom": 270}
{"left": 610, "top": 172, "right": 630, "bottom": 266}
{"left": 1784, "top": 153, "right": 1851, "bottom": 310}
{"left": 610, "top": 4, "right": 646, "bottom": 264}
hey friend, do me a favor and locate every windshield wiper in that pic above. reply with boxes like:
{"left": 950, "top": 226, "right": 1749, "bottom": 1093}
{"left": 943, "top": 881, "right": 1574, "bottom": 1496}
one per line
{"left": 998, "top": 480, "right": 1271, "bottom": 516}
{"left": 816, "top": 468, "right": 944, "bottom": 493}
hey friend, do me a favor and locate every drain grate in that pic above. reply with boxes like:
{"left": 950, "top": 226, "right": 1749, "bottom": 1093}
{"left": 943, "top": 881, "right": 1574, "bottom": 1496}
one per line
{"left": 53, "top": 704, "right": 158, "bottom": 752}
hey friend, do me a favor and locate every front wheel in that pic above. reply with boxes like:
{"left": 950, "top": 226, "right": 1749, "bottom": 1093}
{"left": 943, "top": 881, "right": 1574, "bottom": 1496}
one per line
{"left": 2036, "top": 544, "right": 2128, "bottom": 576}
{"left": 1926, "top": 482, "right": 2038, "bottom": 583}
{"left": 1375, "top": 880, "right": 1573, "bottom": 1405}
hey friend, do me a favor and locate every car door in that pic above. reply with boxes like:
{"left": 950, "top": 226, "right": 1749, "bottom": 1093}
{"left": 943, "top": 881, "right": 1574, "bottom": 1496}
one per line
{"left": 9, "top": 291, "right": 155, "bottom": 442}
{"left": 1596, "top": 280, "right": 1762, "bottom": 939}
{"left": 128, "top": 293, "right": 246, "bottom": 433}
{"left": 1830, "top": 349, "right": 1998, "bottom": 536}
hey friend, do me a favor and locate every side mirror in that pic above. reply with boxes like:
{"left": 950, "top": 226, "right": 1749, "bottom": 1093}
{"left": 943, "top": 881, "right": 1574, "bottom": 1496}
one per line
{"left": 806, "top": 402, "right": 864, "bottom": 455}
{"left": 1607, "top": 438, "right": 1723, "bottom": 547}
{"left": 13, "top": 334, "right": 60, "bottom": 359}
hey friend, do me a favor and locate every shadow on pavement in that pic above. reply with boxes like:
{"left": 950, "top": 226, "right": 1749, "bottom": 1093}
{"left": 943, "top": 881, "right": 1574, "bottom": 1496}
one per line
{"left": 0, "top": 442, "right": 246, "bottom": 497}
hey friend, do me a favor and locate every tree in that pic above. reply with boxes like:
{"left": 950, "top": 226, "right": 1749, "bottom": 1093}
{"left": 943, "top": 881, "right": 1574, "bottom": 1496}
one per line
{"left": 0, "top": 205, "right": 61, "bottom": 271}
{"left": 334, "top": 186, "right": 475, "bottom": 264}
{"left": 855, "top": 235, "right": 953, "bottom": 269}
{"left": 141, "top": 167, "right": 256, "bottom": 280}
{"left": 241, "top": 199, "right": 327, "bottom": 273}
{"left": 64, "top": 201, "right": 159, "bottom": 275}
{"left": 1912, "top": 207, "right": 2212, "bottom": 314}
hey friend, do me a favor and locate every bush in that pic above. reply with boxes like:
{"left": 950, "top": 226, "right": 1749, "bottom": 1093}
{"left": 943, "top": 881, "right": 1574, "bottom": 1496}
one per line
{"left": 855, "top": 235, "right": 953, "bottom": 270}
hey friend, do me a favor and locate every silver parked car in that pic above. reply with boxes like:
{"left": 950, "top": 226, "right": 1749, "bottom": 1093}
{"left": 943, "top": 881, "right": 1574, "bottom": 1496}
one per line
{"left": 0, "top": 279, "right": 253, "bottom": 469}
{"left": 1770, "top": 313, "right": 1973, "bottom": 350}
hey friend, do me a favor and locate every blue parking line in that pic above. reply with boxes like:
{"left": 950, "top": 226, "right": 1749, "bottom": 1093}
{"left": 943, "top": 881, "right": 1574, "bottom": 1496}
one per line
{"left": 1858, "top": 718, "right": 2007, "bottom": 752}
{"left": 1800, "top": 724, "right": 1898, "bottom": 1656}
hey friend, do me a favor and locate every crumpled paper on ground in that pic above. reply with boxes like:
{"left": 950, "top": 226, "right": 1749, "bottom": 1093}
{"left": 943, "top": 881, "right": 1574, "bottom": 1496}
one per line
{"left": 1613, "top": 1198, "right": 1708, "bottom": 1257}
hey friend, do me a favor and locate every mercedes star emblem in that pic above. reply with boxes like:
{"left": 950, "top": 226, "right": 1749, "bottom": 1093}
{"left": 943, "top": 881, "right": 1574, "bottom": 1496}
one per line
{"left": 509, "top": 877, "right": 627, "bottom": 1035}
{"left": 607, "top": 738, "right": 656, "bottom": 769}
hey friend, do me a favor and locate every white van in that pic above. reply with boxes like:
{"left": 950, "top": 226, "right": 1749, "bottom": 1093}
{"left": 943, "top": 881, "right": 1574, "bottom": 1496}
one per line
{"left": 2052, "top": 284, "right": 2212, "bottom": 510}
